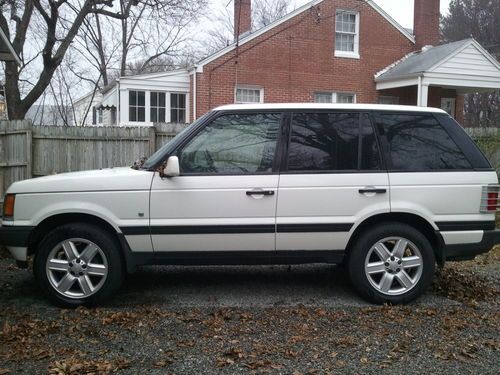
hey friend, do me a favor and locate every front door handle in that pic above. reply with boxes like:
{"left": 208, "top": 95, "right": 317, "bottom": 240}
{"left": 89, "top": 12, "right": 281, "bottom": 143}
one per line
{"left": 359, "top": 188, "right": 387, "bottom": 194}
{"left": 246, "top": 190, "right": 275, "bottom": 196}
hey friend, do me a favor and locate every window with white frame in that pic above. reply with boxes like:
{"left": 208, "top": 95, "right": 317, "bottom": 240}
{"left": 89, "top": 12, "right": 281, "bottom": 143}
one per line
{"left": 235, "top": 86, "right": 263, "bottom": 103}
{"left": 92, "top": 107, "right": 103, "bottom": 125}
{"left": 378, "top": 96, "right": 400, "bottom": 105}
{"left": 170, "top": 93, "right": 186, "bottom": 123}
{"left": 335, "top": 10, "right": 359, "bottom": 57}
{"left": 129, "top": 90, "right": 145, "bottom": 122}
{"left": 314, "top": 92, "right": 356, "bottom": 104}
{"left": 150, "top": 92, "right": 166, "bottom": 123}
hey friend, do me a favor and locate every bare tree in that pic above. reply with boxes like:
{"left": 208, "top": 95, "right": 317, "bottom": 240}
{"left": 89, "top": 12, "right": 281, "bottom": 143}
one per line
{"left": 0, "top": 0, "right": 145, "bottom": 120}
{"left": 441, "top": 0, "right": 500, "bottom": 127}
{"left": 204, "top": 0, "right": 293, "bottom": 54}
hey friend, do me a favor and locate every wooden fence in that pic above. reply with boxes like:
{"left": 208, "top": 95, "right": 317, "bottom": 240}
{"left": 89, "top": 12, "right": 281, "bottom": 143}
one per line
{"left": 0, "top": 120, "right": 188, "bottom": 201}
{"left": 0, "top": 120, "right": 499, "bottom": 204}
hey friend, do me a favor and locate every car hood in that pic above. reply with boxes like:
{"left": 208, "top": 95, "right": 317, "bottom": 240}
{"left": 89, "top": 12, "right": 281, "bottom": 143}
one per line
{"left": 7, "top": 167, "right": 154, "bottom": 194}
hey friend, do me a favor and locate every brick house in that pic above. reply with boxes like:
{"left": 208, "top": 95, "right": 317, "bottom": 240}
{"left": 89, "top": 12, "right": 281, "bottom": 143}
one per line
{"left": 86, "top": 0, "right": 500, "bottom": 126}
{"left": 189, "top": 0, "right": 500, "bottom": 125}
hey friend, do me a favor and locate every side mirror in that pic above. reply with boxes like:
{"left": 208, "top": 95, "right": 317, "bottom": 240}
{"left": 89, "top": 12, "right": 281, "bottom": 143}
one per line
{"left": 164, "top": 156, "right": 180, "bottom": 177}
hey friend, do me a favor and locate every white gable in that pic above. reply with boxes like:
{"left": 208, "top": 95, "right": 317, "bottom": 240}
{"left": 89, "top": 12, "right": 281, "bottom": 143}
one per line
{"left": 119, "top": 69, "right": 190, "bottom": 92}
{"left": 431, "top": 43, "right": 500, "bottom": 78}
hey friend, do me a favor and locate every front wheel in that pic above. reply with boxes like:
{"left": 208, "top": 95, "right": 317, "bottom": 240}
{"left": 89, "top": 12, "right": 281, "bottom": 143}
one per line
{"left": 34, "top": 223, "right": 124, "bottom": 308}
{"left": 348, "top": 223, "right": 435, "bottom": 304}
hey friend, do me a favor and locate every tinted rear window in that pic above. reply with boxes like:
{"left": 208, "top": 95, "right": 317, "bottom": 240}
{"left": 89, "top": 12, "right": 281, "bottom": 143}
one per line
{"left": 287, "top": 112, "right": 381, "bottom": 171}
{"left": 374, "top": 113, "right": 472, "bottom": 171}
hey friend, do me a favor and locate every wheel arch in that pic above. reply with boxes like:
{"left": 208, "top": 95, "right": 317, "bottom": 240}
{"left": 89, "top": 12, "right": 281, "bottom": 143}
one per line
{"left": 27, "top": 213, "right": 133, "bottom": 272}
{"left": 346, "top": 212, "right": 444, "bottom": 266}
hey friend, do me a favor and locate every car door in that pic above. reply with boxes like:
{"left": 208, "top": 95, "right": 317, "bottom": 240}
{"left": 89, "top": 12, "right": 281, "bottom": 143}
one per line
{"left": 149, "top": 111, "right": 283, "bottom": 252}
{"left": 276, "top": 111, "right": 390, "bottom": 252}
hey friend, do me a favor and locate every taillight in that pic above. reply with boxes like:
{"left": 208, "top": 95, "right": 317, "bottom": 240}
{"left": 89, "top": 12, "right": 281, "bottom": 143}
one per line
{"left": 3, "top": 194, "right": 15, "bottom": 219}
{"left": 481, "top": 185, "right": 499, "bottom": 213}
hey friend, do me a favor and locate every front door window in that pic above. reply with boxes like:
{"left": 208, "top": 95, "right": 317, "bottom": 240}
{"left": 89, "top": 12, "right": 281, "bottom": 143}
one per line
{"left": 179, "top": 113, "right": 281, "bottom": 174}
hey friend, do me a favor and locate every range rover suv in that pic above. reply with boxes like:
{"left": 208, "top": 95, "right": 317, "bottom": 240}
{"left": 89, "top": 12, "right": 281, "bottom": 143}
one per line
{"left": 1, "top": 104, "right": 498, "bottom": 307}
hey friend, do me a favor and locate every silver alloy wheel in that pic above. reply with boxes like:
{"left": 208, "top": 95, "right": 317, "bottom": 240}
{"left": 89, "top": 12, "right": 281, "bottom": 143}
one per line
{"left": 364, "top": 236, "right": 423, "bottom": 296}
{"left": 46, "top": 238, "right": 108, "bottom": 299}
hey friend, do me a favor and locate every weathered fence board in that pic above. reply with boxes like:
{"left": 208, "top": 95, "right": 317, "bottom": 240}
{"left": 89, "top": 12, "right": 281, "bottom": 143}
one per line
{"left": 0, "top": 121, "right": 189, "bottom": 202}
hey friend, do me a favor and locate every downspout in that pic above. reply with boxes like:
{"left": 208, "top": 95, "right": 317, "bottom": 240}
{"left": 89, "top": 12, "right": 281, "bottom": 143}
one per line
{"left": 417, "top": 76, "right": 422, "bottom": 106}
{"left": 193, "top": 68, "right": 197, "bottom": 121}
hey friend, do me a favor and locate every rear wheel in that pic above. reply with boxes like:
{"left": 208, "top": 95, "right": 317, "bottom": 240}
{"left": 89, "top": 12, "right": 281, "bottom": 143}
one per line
{"left": 34, "top": 223, "right": 124, "bottom": 308}
{"left": 348, "top": 223, "right": 435, "bottom": 304}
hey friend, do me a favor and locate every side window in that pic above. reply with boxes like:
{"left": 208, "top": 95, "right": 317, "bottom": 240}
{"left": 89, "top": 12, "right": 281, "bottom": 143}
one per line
{"left": 287, "top": 112, "right": 380, "bottom": 171}
{"left": 179, "top": 113, "right": 280, "bottom": 174}
{"left": 375, "top": 113, "right": 472, "bottom": 171}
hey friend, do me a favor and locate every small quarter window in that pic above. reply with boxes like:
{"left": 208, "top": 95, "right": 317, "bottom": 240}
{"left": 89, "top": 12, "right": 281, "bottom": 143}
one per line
{"left": 375, "top": 113, "right": 472, "bottom": 171}
{"left": 235, "top": 87, "right": 263, "bottom": 103}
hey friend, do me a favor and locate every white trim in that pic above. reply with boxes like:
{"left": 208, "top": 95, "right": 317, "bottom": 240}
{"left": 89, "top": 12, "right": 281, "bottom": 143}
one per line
{"left": 195, "top": 0, "right": 414, "bottom": 70}
{"left": 0, "top": 27, "right": 21, "bottom": 66}
{"left": 334, "top": 51, "right": 360, "bottom": 59}
{"left": 376, "top": 77, "right": 419, "bottom": 90}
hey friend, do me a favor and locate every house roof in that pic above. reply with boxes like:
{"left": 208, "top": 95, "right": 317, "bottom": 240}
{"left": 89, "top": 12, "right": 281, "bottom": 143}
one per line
{"left": 193, "top": 0, "right": 415, "bottom": 72}
{"left": 375, "top": 39, "right": 481, "bottom": 81}
{"left": 0, "top": 27, "right": 21, "bottom": 65}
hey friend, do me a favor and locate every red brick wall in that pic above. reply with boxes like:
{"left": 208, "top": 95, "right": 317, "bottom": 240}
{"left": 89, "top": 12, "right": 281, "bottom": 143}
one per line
{"left": 194, "top": 0, "right": 415, "bottom": 118}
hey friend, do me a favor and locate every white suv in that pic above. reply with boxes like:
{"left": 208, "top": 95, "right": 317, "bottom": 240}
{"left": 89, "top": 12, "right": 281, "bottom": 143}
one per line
{"left": 1, "top": 104, "right": 498, "bottom": 307}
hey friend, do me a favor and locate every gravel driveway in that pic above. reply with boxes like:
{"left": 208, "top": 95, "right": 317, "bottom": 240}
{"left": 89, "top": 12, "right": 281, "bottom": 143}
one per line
{"left": 0, "top": 247, "right": 499, "bottom": 374}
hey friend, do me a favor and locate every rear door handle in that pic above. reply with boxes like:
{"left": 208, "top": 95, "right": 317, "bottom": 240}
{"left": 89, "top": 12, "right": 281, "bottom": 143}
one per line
{"left": 246, "top": 190, "right": 275, "bottom": 196}
{"left": 359, "top": 188, "right": 387, "bottom": 194}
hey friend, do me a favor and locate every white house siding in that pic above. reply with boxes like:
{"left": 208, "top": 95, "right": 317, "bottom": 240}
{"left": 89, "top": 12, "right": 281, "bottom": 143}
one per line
{"left": 117, "top": 70, "right": 190, "bottom": 126}
{"left": 73, "top": 92, "right": 103, "bottom": 126}
{"left": 428, "top": 43, "right": 500, "bottom": 90}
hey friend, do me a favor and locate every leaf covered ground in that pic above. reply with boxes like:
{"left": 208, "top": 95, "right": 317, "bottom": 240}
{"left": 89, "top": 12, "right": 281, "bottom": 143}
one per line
{"left": 0, "top": 246, "right": 499, "bottom": 374}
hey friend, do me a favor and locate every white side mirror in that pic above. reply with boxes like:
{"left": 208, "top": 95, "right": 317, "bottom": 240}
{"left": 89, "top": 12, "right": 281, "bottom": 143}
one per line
{"left": 164, "top": 156, "right": 180, "bottom": 177}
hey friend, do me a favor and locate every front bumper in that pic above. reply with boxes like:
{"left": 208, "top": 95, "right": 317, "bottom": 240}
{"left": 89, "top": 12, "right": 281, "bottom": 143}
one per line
{"left": 443, "top": 229, "right": 500, "bottom": 261}
{"left": 0, "top": 225, "right": 34, "bottom": 262}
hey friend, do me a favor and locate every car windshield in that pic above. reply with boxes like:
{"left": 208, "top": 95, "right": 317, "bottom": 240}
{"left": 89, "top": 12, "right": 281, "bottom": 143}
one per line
{"left": 140, "top": 112, "right": 212, "bottom": 170}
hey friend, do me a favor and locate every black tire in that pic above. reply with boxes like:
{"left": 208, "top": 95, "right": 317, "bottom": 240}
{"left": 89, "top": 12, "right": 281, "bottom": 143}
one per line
{"left": 348, "top": 222, "right": 435, "bottom": 304}
{"left": 34, "top": 223, "right": 124, "bottom": 308}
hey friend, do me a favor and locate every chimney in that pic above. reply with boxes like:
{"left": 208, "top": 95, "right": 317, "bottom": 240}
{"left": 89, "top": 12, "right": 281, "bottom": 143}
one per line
{"left": 234, "top": 0, "right": 251, "bottom": 40}
{"left": 413, "top": 0, "right": 440, "bottom": 48}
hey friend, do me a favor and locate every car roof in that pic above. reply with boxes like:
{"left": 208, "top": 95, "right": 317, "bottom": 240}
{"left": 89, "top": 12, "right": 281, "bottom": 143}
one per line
{"left": 213, "top": 103, "right": 447, "bottom": 114}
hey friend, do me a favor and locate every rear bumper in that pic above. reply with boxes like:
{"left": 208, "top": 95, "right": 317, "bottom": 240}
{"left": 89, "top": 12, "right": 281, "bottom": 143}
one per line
{"left": 442, "top": 229, "right": 500, "bottom": 261}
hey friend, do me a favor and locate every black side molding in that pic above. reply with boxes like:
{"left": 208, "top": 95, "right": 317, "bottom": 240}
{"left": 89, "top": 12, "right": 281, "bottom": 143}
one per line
{"left": 436, "top": 221, "right": 495, "bottom": 231}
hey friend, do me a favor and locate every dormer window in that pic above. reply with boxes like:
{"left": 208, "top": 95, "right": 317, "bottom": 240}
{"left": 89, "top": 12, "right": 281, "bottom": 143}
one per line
{"left": 335, "top": 10, "right": 360, "bottom": 59}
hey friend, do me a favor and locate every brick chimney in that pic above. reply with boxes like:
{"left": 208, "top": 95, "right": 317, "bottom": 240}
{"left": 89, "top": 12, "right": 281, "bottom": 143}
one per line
{"left": 414, "top": 0, "right": 440, "bottom": 48}
{"left": 234, "top": 0, "right": 251, "bottom": 40}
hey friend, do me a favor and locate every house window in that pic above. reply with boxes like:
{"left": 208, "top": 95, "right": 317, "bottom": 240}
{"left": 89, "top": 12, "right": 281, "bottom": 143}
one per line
{"left": 379, "top": 96, "right": 400, "bottom": 105}
{"left": 92, "top": 107, "right": 103, "bottom": 125}
{"left": 171, "top": 93, "right": 186, "bottom": 123}
{"left": 129, "top": 90, "right": 145, "bottom": 122}
{"left": 335, "top": 10, "right": 359, "bottom": 58}
{"left": 235, "top": 86, "right": 263, "bottom": 103}
{"left": 441, "top": 98, "right": 456, "bottom": 118}
{"left": 150, "top": 92, "right": 166, "bottom": 123}
{"left": 337, "top": 93, "right": 355, "bottom": 103}
{"left": 314, "top": 92, "right": 356, "bottom": 103}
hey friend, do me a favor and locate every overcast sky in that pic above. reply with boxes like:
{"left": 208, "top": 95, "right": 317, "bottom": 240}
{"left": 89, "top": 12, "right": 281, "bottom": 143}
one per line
{"left": 213, "top": 0, "right": 451, "bottom": 29}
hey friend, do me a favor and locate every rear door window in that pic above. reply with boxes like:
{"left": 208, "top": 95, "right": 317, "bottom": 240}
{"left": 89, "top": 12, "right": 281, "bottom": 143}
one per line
{"left": 286, "top": 112, "right": 381, "bottom": 172}
{"left": 374, "top": 113, "right": 472, "bottom": 171}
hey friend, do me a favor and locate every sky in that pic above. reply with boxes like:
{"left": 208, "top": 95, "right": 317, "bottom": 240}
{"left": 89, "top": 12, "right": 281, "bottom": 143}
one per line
{"left": 212, "top": 0, "right": 452, "bottom": 29}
